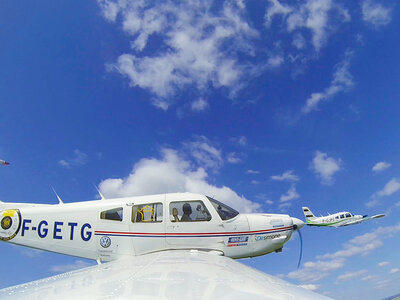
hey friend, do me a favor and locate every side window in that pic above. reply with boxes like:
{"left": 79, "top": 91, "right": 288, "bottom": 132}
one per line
{"left": 131, "top": 203, "right": 163, "bottom": 223}
{"left": 345, "top": 213, "right": 351, "bottom": 218}
{"left": 340, "top": 214, "right": 345, "bottom": 219}
{"left": 169, "top": 201, "right": 211, "bottom": 222}
{"left": 100, "top": 207, "right": 123, "bottom": 221}
{"left": 335, "top": 216, "right": 339, "bottom": 219}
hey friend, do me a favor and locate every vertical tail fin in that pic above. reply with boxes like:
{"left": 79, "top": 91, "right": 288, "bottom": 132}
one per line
{"left": 302, "top": 207, "right": 316, "bottom": 221}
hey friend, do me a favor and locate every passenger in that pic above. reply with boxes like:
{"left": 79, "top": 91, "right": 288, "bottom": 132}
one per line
{"left": 172, "top": 207, "right": 179, "bottom": 222}
{"left": 180, "top": 203, "right": 192, "bottom": 222}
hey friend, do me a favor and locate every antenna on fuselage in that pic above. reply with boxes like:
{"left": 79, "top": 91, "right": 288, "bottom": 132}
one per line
{"left": 93, "top": 184, "right": 106, "bottom": 201}
{"left": 51, "top": 186, "right": 64, "bottom": 204}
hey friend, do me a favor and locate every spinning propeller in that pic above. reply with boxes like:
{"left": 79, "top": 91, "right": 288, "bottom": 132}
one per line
{"left": 291, "top": 217, "right": 304, "bottom": 269}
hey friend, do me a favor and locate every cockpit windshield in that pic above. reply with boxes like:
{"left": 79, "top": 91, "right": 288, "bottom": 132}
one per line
{"left": 207, "top": 197, "right": 239, "bottom": 221}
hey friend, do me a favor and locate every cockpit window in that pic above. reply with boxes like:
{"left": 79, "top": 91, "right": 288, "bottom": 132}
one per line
{"left": 207, "top": 197, "right": 239, "bottom": 221}
{"left": 169, "top": 201, "right": 211, "bottom": 222}
{"left": 345, "top": 213, "right": 351, "bottom": 218}
{"left": 131, "top": 203, "right": 163, "bottom": 223}
{"left": 100, "top": 207, "right": 123, "bottom": 221}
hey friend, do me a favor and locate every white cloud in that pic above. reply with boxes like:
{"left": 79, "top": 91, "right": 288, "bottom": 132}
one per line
{"left": 246, "top": 169, "right": 259, "bottom": 174}
{"left": 372, "top": 161, "right": 391, "bottom": 172}
{"left": 289, "top": 224, "right": 400, "bottom": 283}
{"left": 372, "top": 178, "right": 400, "bottom": 198}
{"left": 362, "top": 275, "right": 377, "bottom": 281}
{"left": 302, "top": 50, "right": 353, "bottom": 113}
{"left": 310, "top": 151, "right": 342, "bottom": 185}
{"left": 50, "top": 260, "right": 94, "bottom": 273}
{"left": 191, "top": 98, "right": 209, "bottom": 112}
{"left": 336, "top": 270, "right": 367, "bottom": 282}
{"left": 100, "top": 1, "right": 259, "bottom": 109}
{"left": 99, "top": 148, "right": 260, "bottom": 213}
{"left": 58, "top": 149, "right": 88, "bottom": 169}
{"left": 265, "top": 0, "right": 292, "bottom": 27}
{"left": 271, "top": 170, "right": 299, "bottom": 182}
{"left": 183, "top": 136, "right": 223, "bottom": 170}
{"left": 389, "top": 268, "right": 399, "bottom": 274}
{"left": 298, "top": 284, "right": 319, "bottom": 291}
{"left": 287, "top": 0, "right": 333, "bottom": 51}
{"left": 288, "top": 259, "right": 345, "bottom": 282}
{"left": 378, "top": 261, "right": 389, "bottom": 267}
{"left": 226, "top": 152, "right": 241, "bottom": 164}
{"left": 280, "top": 185, "right": 300, "bottom": 202}
{"left": 361, "top": 0, "right": 392, "bottom": 27}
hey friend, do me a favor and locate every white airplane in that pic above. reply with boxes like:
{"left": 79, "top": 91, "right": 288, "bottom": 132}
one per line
{"left": 0, "top": 193, "right": 331, "bottom": 299}
{"left": 0, "top": 159, "right": 10, "bottom": 165}
{"left": 302, "top": 206, "right": 385, "bottom": 227}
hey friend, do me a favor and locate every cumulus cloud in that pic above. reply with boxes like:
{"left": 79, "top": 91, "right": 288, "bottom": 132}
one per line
{"left": 302, "top": 50, "right": 354, "bottom": 113}
{"left": 310, "top": 151, "right": 342, "bottom": 185}
{"left": 372, "top": 161, "right": 391, "bottom": 172}
{"left": 336, "top": 270, "right": 367, "bottom": 283}
{"left": 99, "top": 0, "right": 259, "bottom": 109}
{"left": 58, "top": 149, "right": 88, "bottom": 169}
{"left": 372, "top": 178, "right": 400, "bottom": 198}
{"left": 361, "top": 0, "right": 392, "bottom": 27}
{"left": 288, "top": 259, "right": 345, "bottom": 282}
{"left": 99, "top": 148, "right": 260, "bottom": 213}
{"left": 271, "top": 170, "right": 300, "bottom": 182}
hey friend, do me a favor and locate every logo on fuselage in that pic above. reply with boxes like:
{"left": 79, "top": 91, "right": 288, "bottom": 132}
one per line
{"left": 100, "top": 236, "right": 111, "bottom": 248}
{"left": 0, "top": 209, "right": 22, "bottom": 241}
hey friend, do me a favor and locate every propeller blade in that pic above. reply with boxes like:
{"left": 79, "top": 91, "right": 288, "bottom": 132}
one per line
{"left": 297, "top": 229, "right": 303, "bottom": 269}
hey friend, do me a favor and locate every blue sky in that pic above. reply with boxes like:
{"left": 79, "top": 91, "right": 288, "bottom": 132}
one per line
{"left": 1, "top": 0, "right": 400, "bottom": 298}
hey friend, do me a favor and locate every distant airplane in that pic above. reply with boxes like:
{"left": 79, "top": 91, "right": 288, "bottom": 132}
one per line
{"left": 0, "top": 159, "right": 10, "bottom": 165}
{"left": 0, "top": 193, "right": 331, "bottom": 299}
{"left": 302, "top": 206, "right": 385, "bottom": 227}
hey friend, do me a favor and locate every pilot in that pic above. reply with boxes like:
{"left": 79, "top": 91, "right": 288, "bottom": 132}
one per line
{"left": 180, "top": 203, "right": 192, "bottom": 222}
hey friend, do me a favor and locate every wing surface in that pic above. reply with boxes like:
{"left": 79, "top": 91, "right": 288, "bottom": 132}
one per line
{"left": 0, "top": 250, "right": 331, "bottom": 300}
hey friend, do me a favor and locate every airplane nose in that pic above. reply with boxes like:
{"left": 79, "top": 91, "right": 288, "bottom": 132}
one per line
{"left": 291, "top": 217, "right": 304, "bottom": 230}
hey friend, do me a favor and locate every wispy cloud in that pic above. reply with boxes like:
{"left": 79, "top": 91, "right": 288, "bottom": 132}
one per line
{"left": 58, "top": 149, "right": 88, "bottom": 169}
{"left": 372, "top": 161, "right": 391, "bottom": 172}
{"left": 310, "top": 151, "right": 342, "bottom": 185}
{"left": 289, "top": 223, "right": 400, "bottom": 283}
{"left": 389, "top": 268, "right": 399, "bottom": 274}
{"left": 378, "top": 261, "right": 389, "bottom": 267}
{"left": 361, "top": 0, "right": 392, "bottom": 27}
{"left": 271, "top": 170, "right": 299, "bottom": 182}
{"left": 302, "top": 50, "right": 354, "bottom": 113}
{"left": 50, "top": 260, "right": 94, "bottom": 273}
{"left": 183, "top": 136, "right": 223, "bottom": 170}
{"left": 246, "top": 169, "right": 259, "bottom": 174}
{"left": 191, "top": 98, "right": 209, "bottom": 112}
{"left": 336, "top": 270, "right": 367, "bottom": 283}
{"left": 226, "top": 152, "right": 241, "bottom": 164}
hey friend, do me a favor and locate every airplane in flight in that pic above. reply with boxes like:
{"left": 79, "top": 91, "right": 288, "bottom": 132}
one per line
{"left": 0, "top": 192, "right": 331, "bottom": 299}
{"left": 302, "top": 206, "right": 385, "bottom": 227}
{"left": 0, "top": 159, "right": 10, "bottom": 165}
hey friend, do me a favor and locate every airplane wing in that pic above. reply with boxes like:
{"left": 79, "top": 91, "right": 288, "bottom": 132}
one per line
{"left": 0, "top": 250, "right": 331, "bottom": 300}
{"left": 344, "top": 214, "right": 385, "bottom": 226}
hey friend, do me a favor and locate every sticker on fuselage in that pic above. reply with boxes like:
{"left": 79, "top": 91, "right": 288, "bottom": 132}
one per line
{"left": 254, "top": 233, "right": 281, "bottom": 241}
{"left": 0, "top": 209, "right": 22, "bottom": 241}
{"left": 227, "top": 236, "right": 248, "bottom": 247}
{"left": 100, "top": 236, "right": 111, "bottom": 248}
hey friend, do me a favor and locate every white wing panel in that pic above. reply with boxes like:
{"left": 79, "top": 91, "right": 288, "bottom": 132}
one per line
{"left": 0, "top": 250, "right": 331, "bottom": 300}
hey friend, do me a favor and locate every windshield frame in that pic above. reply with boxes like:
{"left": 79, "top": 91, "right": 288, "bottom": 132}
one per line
{"left": 206, "top": 196, "right": 239, "bottom": 221}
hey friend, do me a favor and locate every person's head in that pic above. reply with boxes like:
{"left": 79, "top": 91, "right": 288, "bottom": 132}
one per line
{"left": 183, "top": 203, "right": 192, "bottom": 216}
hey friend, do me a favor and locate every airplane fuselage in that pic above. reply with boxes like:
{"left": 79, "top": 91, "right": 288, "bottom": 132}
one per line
{"left": 0, "top": 193, "right": 303, "bottom": 261}
{"left": 306, "top": 212, "right": 363, "bottom": 227}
